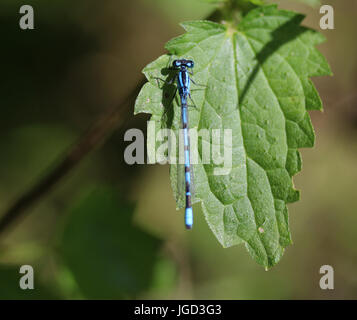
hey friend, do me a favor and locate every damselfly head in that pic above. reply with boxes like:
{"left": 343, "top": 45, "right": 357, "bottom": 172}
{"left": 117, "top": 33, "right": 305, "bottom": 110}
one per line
{"left": 173, "top": 59, "right": 194, "bottom": 69}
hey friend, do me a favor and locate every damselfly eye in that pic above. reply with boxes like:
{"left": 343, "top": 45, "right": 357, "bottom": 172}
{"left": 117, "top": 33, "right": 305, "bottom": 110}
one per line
{"left": 186, "top": 60, "right": 194, "bottom": 68}
{"left": 173, "top": 60, "right": 181, "bottom": 68}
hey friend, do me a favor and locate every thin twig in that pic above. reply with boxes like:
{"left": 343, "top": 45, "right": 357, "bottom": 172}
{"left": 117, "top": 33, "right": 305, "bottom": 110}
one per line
{"left": 0, "top": 79, "right": 145, "bottom": 236}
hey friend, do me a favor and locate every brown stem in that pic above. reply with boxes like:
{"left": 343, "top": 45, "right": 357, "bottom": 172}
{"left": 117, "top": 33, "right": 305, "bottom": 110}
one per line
{"left": 0, "top": 79, "right": 145, "bottom": 236}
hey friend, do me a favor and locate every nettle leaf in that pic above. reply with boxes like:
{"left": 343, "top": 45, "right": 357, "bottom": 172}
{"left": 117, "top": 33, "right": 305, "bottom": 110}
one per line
{"left": 135, "top": 5, "right": 331, "bottom": 268}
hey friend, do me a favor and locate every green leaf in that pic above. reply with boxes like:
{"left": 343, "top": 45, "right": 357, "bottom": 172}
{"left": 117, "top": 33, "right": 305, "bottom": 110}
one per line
{"left": 135, "top": 5, "right": 331, "bottom": 268}
{"left": 59, "top": 187, "right": 162, "bottom": 298}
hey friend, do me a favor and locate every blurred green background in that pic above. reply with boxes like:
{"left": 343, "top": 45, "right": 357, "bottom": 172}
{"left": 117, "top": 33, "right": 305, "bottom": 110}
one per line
{"left": 0, "top": 0, "right": 356, "bottom": 299}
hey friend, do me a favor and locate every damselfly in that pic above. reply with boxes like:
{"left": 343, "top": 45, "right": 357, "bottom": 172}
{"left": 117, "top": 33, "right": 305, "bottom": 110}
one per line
{"left": 172, "top": 59, "right": 195, "bottom": 229}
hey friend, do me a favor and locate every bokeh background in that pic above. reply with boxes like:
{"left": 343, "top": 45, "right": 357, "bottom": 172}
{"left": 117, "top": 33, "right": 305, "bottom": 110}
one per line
{"left": 0, "top": 0, "right": 356, "bottom": 299}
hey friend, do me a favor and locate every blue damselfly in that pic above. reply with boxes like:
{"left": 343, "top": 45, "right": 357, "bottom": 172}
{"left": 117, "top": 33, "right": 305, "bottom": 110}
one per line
{"left": 172, "top": 59, "right": 195, "bottom": 229}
